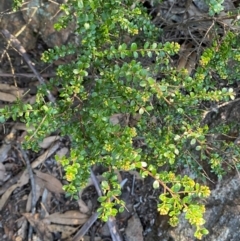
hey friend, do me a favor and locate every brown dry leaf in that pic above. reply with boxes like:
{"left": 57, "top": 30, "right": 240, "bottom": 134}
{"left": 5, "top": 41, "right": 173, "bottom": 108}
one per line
{"left": 77, "top": 199, "right": 90, "bottom": 214}
{"left": 25, "top": 95, "right": 36, "bottom": 104}
{"left": 177, "top": 43, "right": 196, "bottom": 75}
{"left": 0, "top": 127, "right": 17, "bottom": 162}
{"left": 185, "top": 51, "right": 197, "bottom": 75}
{"left": 0, "top": 163, "right": 6, "bottom": 183}
{"left": 48, "top": 224, "right": 79, "bottom": 239}
{"left": 0, "top": 83, "right": 24, "bottom": 94}
{"left": 149, "top": 115, "right": 157, "bottom": 125}
{"left": 177, "top": 43, "right": 192, "bottom": 69}
{"left": 22, "top": 213, "right": 53, "bottom": 241}
{"left": 38, "top": 136, "right": 60, "bottom": 149}
{"left": 14, "top": 123, "right": 34, "bottom": 131}
{"left": 110, "top": 113, "right": 129, "bottom": 126}
{"left": 114, "top": 169, "right": 122, "bottom": 183}
{"left": 129, "top": 114, "right": 141, "bottom": 127}
{"left": 0, "top": 143, "right": 60, "bottom": 210}
{"left": 35, "top": 176, "right": 47, "bottom": 190}
{"left": 0, "top": 143, "right": 11, "bottom": 163}
{"left": 0, "top": 84, "right": 24, "bottom": 102}
{"left": 55, "top": 147, "right": 69, "bottom": 158}
{"left": 0, "top": 92, "right": 17, "bottom": 102}
{"left": 34, "top": 170, "right": 64, "bottom": 194}
{"left": 31, "top": 142, "right": 60, "bottom": 169}
{"left": 80, "top": 236, "right": 102, "bottom": 241}
{"left": 0, "top": 170, "right": 29, "bottom": 210}
{"left": 44, "top": 210, "right": 89, "bottom": 225}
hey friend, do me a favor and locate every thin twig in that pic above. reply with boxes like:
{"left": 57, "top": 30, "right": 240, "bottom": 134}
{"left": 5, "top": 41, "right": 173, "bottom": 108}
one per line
{"left": 197, "top": 20, "right": 215, "bottom": 56}
{"left": 5, "top": 51, "right": 17, "bottom": 87}
{"left": 0, "top": 73, "right": 56, "bottom": 78}
{"left": 18, "top": 145, "right": 36, "bottom": 213}
{"left": 1, "top": 29, "right": 56, "bottom": 103}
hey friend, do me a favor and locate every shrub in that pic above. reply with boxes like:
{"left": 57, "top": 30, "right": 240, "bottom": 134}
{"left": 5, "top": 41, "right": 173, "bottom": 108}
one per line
{"left": 1, "top": 0, "right": 240, "bottom": 239}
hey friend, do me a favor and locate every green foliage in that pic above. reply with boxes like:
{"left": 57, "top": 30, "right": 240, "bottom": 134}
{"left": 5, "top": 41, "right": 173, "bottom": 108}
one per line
{"left": 205, "top": 0, "right": 224, "bottom": 16}
{"left": 97, "top": 172, "right": 124, "bottom": 221}
{"left": 12, "top": 0, "right": 24, "bottom": 11}
{"left": 200, "top": 31, "right": 240, "bottom": 84}
{"left": 3, "top": 0, "right": 240, "bottom": 239}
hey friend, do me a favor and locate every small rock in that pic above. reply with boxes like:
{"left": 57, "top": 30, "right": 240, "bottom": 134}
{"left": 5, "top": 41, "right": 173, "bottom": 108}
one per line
{"left": 125, "top": 213, "right": 144, "bottom": 241}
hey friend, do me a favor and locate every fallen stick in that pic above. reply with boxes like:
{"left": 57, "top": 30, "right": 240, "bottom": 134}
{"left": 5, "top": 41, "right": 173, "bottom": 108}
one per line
{"left": 0, "top": 73, "right": 56, "bottom": 78}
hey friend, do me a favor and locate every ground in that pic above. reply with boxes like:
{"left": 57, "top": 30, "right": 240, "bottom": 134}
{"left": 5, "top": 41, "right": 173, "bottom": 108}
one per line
{"left": 0, "top": 0, "right": 240, "bottom": 241}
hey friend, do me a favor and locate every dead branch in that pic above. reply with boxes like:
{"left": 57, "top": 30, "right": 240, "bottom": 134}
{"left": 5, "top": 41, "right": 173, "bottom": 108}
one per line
{"left": 0, "top": 73, "right": 56, "bottom": 78}
{"left": 1, "top": 29, "right": 56, "bottom": 103}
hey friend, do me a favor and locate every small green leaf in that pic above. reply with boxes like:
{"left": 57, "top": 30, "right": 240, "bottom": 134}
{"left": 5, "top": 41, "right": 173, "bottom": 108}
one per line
{"left": 133, "top": 51, "right": 138, "bottom": 58}
{"left": 171, "top": 183, "right": 181, "bottom": 192}
{"left": 146, "top": 105, "right": 153, "bottom": 111}
{"left": 177, "top": 108, "right": 184, "bottom": 114}
{"left": 101, "top": 180, "right": 109, "bottom": 189}
{"left": 42, "top": 105, "right": 49, "bottom": 112}
{"left": 139, "top": 108, "right": 144, "bottom": 115}
{"left": 131, "top": 43, "right": 137, "bottom": 51}
{"left": 120, "top": 52, "right": 126, "bottom": 59}
{"left": 190, "top": 139, "right": 196, "bottom": 145}
{"left": 196, "top": 146, "right": 202, "bottom": 151}
{"left": 119, "top": 206, "right": 125, "bottom": 213}
{"left": 73, "top": 69, "right": 79, "bottom": 74}
{"left": 174, "top": 135, "right": 180, "bottom": 141}
{"left": 140, "top": 81, "right": 146, "bottom": 87}
{"left": 121, "top": 43, "right": 127, "bottom": 50}
{"left": 111, "top": 189, "right": 121, "bottom": 196}
{"left": 147, "top": 51, "right": 152, "bottom": 58}
{"left": 142, "top": 171, "right": 149, "bottom": 178}
{"left": 141, "top": 162, "right": 147, "bottom": 167}
{"left": 144, "top": 42, "right": 149, "bottom": 49}
{"left": 222, "top": 87, "right": 227, "bottom": 93}
{"left": 78, "top": 0, "right": 83, "bottom": 8}
{"left": 0, "top": 116, "right": 5, "bottom": 123}
{"left": 98, "top": 196, "right": 107, "bottom": 202}
{"left": 84, "top": 23, "right": 90, "bottom": 29}
{"left": 147, "top": 77, "right": 155, "bottom": 85}
{"left": 152, "top": 43, "right": 157, "bottom": 49}
{"left": 160, "top": 85, "right": 167, "bottom": 91}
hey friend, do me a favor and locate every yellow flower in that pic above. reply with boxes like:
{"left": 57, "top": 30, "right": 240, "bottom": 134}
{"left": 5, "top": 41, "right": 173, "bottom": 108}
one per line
{"left": 66, "top": 172, "right": 75, "bottom": 182}
{"left": 104, "top": 143, "right": 113, "bottom": 152}
{"left": 129, "top": 127, "right": 137, "bottom": 137}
